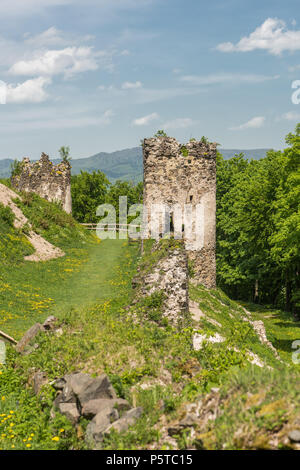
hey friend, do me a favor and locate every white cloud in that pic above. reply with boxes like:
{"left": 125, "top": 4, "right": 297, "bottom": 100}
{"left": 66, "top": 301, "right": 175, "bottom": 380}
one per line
{"left": 23, "top": 27, "right": 94, "bottom": 48}
{"left": 132, "top": 112, "right": 159, "bottom": 126}
{"left": 163, "top": 118, "right": 194, "bottom": 130}
{"left": 217, "top": 18, "right": 300, "bottom": 55}
{"left": 9, "top": 47, "right": 100, "bottom": 78}
{"left": 5, "top": 77, "right": 51, "bottom": 103}
{"left": 229, "top": 116, "right": 266, "bottom": 131}
{"left": 121, "top": 81, "right": 142, "bottom": 89}
{"left": 282, "top": 111, "right": 300, "bottom": 121}
{"left": 180, "top": 73, "right": 280, "bottom": 85}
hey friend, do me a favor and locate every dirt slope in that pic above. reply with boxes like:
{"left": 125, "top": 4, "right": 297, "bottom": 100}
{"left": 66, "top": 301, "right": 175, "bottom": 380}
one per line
{"left": 0, "top": 183, "right": 64, "bottom": 262}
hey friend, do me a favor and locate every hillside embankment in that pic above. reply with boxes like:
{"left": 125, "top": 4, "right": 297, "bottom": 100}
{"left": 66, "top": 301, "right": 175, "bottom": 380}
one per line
{"left": 0, "top": 187, "right": 299, "bottom": 450}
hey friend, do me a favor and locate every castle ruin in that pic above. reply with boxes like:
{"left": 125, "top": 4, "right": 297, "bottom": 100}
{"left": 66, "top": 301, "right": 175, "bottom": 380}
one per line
{"left": 143, "top": 137, "right": 216, "bottom": 288}
{"left": 11, "top": 153, "right": 72, "bottom": 214}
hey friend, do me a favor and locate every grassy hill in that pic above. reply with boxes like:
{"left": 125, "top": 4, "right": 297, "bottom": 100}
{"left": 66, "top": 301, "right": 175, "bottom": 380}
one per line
{"left": 0, "top": 187, "right": 299, "bottom": 451}
{"left": 0, "top": 147, "right": 270, "bottom": 181}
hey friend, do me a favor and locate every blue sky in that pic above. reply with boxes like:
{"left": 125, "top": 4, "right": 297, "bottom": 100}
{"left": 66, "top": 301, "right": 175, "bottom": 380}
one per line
{"left": 1, "top": 0, "right": 300, "bottom": 159}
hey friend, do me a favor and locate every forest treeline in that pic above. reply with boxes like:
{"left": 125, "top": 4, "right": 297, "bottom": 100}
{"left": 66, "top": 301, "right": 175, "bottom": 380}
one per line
{"left": 217, "top": 125, "right": 299, "bottom": 315}
{"left": 64, "top": 125, "right": 299, "bottom": 315}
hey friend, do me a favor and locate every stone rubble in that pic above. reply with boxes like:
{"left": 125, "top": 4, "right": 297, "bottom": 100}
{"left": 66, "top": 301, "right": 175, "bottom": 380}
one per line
{"left": 135, "top": 241, "right": 189, "bottom": 327}
{"left": 51, "top": 372, "right": 143, "bottom": 447}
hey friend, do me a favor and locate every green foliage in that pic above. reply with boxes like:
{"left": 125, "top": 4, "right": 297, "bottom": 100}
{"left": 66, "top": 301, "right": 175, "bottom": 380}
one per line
{"left": 14, "top": 192, "right": 88, "bottom": 250}
{"left": 59, "top": 146, "right": 71, "bottom": 162}
{"left": 10, "top": 160, "right": 23, "bottom": 178}
{"left": 192, "top": 366, "right": 300, "bottom": 450}
{"left": 216, "top": 124, "right": 300, "bottom": 315}
{"left": 71, "top": 171, "right": 143, "bottom": 223}
{"left": 71, "top": 170, "right": 110, "bottom": 223}
{"left": 154, "top": 130, "right": 168, "bottom": 137}
{"left": 180, "top": 145, "right": 189, "bottom": 157}
{"left": 0, "top": 362, "right": 82, "bottom": 450}
{"left": 106, "top": 180, "right": 143, "bottom": 223}
{"left": 0, "top": 203, "right": 34, "bottom": 265}
{"left": 0, "top": 203, "right": 14, "bottom": 226}
{"left": 137, "top": 291, "right": 167, "bottom": 324}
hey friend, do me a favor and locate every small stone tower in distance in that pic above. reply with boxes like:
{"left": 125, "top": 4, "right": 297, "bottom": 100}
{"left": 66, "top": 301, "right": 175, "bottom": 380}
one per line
{"left": 11, "top": 153, "right": 72, "bottom": 214}
{"left": 143, "top": 136, "right": 216, "bottom": 288}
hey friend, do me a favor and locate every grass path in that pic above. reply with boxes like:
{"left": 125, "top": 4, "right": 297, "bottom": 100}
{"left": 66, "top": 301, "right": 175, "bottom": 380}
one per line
{"left": 48, "top": 239, "right": 131, "bottom": 316}
{"left": 1, "top": 239, "right": 138, "bottom": 339}
{"left": 242, "top": 302, "right": 300, "bottom": 365}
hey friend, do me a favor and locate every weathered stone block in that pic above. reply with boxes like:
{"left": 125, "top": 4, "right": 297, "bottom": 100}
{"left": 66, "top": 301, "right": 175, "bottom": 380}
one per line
{"left": 15, "top": 323, "right": 43, "bottom": 353}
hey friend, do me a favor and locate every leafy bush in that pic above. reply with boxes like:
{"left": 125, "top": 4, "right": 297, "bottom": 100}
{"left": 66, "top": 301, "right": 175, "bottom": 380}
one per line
{"left": 0, "top": 203, "right": 14, "bottom": 226}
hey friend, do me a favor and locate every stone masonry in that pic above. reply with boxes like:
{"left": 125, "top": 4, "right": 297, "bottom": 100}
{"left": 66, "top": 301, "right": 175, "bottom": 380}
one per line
{"left": 143, "top": 137, "right": 216, "bottom": 288}
{"left": 133, "top": 240, "right": 190, "bottom": 327}
{"left": 11, "top": 153, "right": 72, "bottom": 214}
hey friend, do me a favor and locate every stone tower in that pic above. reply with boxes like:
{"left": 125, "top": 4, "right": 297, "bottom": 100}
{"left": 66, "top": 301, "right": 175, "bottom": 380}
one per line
{"left": 11, "top": 153, "right": 72, "bottom": 214}
{"left": 143, "top": 136, "right": 216, "bottom": 288}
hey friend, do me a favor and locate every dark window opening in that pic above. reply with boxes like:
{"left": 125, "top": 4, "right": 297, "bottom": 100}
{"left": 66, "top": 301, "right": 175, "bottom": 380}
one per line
{"left": 170, "top": 214, "right": 174, "bottom": 233}
{"left": 190, "top": 195, "right": 193, "bottom": 202}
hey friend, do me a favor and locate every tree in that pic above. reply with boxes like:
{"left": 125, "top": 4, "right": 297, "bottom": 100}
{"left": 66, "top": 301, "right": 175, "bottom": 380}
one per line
{"left": 269, "top": 125, "right": 300, "bottom": 315}
{"left": 216, "top": 125, "right": 299, "bottom": 315}
{"left": 106, "top": 180, "right": 143, "bottom": 223}
{"left": 216, "top": 150, "right": 285, "bottom": 304}
{"left": 71, "top": 171, "right": 110, "bottom": 223}
{"left": 10, "top": 159, "right": 23, "bottom": 178}
{"left": 154, "top": 130, "right": 167, "bottom": 137}
{"left": 59, "top": 146, "right": 71, "bottom": 163}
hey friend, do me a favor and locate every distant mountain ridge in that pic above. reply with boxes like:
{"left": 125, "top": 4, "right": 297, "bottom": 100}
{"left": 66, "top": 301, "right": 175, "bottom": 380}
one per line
{"left": 0, "top": 147, "right": 271, "bottom": 181}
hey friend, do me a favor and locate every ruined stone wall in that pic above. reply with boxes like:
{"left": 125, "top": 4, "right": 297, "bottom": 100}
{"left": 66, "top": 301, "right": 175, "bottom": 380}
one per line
{"left": 11, "top": 153, "right": 72, "bottom": 214}
{"left": 143, "top": 137, "right": 216, "bottom": 288}
{"left": 133, "top": 240, "right": 189, "bottom": 328}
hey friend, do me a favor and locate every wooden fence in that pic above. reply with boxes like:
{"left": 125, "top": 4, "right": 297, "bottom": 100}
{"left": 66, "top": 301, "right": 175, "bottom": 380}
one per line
{"left": 81, "top": 223, "right": 141, "bottom": 233}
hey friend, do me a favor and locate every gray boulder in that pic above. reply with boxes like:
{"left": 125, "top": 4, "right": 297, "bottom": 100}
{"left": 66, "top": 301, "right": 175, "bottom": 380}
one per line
{"left": 52, "top": 377, "right": 66, "bottom": 390}
{"left": 58, "top": 402, "right": 80, "bottom": 425}
{"left": 82, "top": 398, "right": 130, "bottom": 419}
{"left": 104, "top": 407, "right": 143, "bottom": 434}
{"left": 66, "top": 373, "right": 117, "bottom": 406}
{"left": 85, "top": 403, "right": 119, "bottom": 444}
{"left": 288, "top": 430, "right": 300, "bottom": 443}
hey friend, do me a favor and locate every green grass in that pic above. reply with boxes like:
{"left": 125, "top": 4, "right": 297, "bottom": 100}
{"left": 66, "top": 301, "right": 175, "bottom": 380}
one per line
{"left": 189, "top": 284, "right": 283, "bottom": 369}
{"left": 0, "top": 239, "right": 137, "bottom": 339}
{"left": 0, "top": 232, "right": 142, "bottom": 450}
{"left": 241, "top": 302, "right": 300, "bottom": 365}
{"left": 1, "top": 197, "right": 300, "bottom": 451}
{"left": 192, "top": 365, "right": 300, "bottom": 450}
{"left": 0, "top": 191, "right": 132, "bottom": 338}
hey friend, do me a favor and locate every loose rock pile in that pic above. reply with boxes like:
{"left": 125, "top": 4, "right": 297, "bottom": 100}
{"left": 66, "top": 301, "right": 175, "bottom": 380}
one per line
{"left": 52, "top": 372, "right": 143, "bottom": 447}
